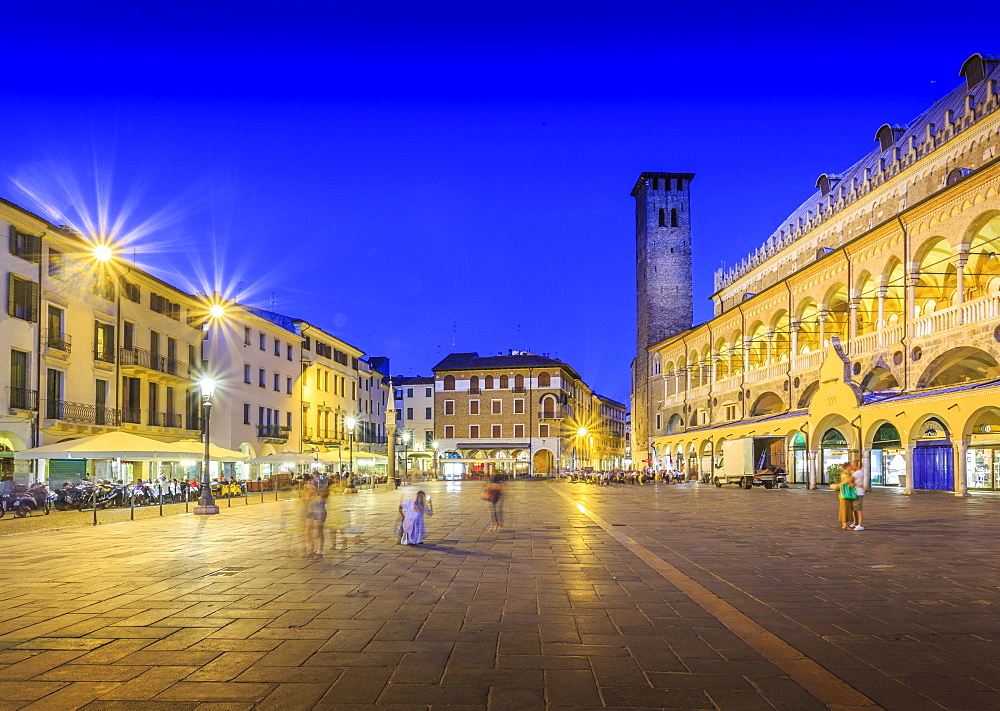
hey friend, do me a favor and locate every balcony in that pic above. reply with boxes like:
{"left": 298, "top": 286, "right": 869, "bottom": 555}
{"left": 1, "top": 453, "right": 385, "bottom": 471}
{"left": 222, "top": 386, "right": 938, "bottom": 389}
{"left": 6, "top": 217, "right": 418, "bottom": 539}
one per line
{"left": 538, "top": 411, "right": 563, "bottom": 420}
{"left": 121, "top": 407, "right": 142, "bottom": 424}
{"left": 7, "top": 387, "right": 38, "bottom": 411}
{"left": 44, "top": 331, "right": 71, "bottom": 354}
{"left": 119, "top": 348, "right": 190, "bottom": 378}
{"left": 156, "top": 412, "right": 182, "bottom": 428}
{"left": 468, "top": 388, "right": 482, "bottom": 395}
{"left": 512, "top": 386, "right": 526, "bottom": 394}
{"left": 44, "top": 399, "right": 121, "bottom": 427}
{"left": 258, "top": 424, "right": 290, "bottom": 443}
{"left": 94, "top": 345, "right": 116, "bottom": 364}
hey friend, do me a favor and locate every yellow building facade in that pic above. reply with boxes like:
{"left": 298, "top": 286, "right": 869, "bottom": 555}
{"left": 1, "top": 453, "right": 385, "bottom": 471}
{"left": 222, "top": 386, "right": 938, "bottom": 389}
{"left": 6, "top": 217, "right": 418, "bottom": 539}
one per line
{"left": 639, "top": 53, "right": 1000, "bottom": 494}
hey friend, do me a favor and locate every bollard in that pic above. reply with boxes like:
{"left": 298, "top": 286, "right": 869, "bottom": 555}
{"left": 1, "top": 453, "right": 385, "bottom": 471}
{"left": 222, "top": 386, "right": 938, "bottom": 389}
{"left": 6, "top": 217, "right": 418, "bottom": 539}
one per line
{"left": 130, "top": 488, "right": 135, "bottom": 521}
{"left": 92, "top": 486, "right": 98, "bottom": 526}
{"left": 159, "top": 485, "right": 163, "bottom": 516}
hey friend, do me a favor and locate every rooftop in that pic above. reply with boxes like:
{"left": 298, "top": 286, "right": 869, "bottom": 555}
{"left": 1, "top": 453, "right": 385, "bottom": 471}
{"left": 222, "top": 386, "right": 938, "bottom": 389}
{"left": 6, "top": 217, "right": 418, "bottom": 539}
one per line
{"left": 432, "top": 351, "right": 581, "bottom": 380}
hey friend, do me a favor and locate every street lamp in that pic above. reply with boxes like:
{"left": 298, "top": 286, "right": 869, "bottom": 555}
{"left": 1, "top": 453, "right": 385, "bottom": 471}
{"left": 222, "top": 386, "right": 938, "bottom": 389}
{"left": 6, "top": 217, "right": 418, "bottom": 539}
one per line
{"left": 195, "top": 378, "right": 219, "bottom": 515}
{"left": 346, "top": 416, "right": 356, "bottom": 487}
{"left": 402, "top": 430, "right": 411, "bottom": 484}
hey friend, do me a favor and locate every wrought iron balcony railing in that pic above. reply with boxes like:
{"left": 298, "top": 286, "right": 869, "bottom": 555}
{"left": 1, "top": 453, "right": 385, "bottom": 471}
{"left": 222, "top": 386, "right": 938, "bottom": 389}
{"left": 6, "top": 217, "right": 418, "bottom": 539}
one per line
{"left": 94, "top": 345, "right": 116, "bottom": 363}
{"left": 121, "top": 407, "right": 143, "bottom": 424}
{"left": 119, "top": 347, "right": 190, "bottom": 377}
{"left": 44, "top": 331, "right": 71, "bottom": 353}
{"left": 7, "top": 387, "right": 38, "bottom": 411}
{"left": 44, "top": 399, "right": 121, "bottom": 426}
{"left": 257, "top": 424, "right": 290, "bottom": 441}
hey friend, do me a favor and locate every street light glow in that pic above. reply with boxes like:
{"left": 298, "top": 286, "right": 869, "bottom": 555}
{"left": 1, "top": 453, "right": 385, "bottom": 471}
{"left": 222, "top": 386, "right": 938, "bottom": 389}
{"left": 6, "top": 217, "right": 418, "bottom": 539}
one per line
{"left": 93, "top": 245, "right": 113, "bottom": 261}
{"left": 199, "top": 378, "right": 217, "bottom": 398}
{"left": 346, "top": 417, "right": 356, "bottom": 432}
{"left": 578, "top": 427, "right": 588, "bottom": 437}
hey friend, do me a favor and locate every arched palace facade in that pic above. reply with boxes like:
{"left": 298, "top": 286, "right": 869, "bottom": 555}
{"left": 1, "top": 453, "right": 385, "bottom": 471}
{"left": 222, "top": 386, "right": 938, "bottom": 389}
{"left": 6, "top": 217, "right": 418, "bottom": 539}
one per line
{"left": 641, "top": 53, "right": 1000, "bottom": 494}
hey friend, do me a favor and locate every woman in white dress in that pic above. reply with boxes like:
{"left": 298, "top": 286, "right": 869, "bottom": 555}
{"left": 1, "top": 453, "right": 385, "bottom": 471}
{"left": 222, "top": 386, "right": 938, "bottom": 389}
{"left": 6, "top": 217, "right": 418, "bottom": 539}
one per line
{"left": 398, "top": 490, "right": 431, "bottom": 545}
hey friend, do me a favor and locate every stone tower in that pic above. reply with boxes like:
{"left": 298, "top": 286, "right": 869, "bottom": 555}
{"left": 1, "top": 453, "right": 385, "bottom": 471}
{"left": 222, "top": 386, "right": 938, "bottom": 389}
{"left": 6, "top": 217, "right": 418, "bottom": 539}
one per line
{"left": 630, "top": 172, "right": 695, "bottom": 468}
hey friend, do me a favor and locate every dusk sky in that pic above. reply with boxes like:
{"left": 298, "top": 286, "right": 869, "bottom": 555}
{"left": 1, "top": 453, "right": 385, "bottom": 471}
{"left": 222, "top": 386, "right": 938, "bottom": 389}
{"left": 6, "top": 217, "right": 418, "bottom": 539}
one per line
{"left": 2, "top": 1, "right": 977, "bottom": 405}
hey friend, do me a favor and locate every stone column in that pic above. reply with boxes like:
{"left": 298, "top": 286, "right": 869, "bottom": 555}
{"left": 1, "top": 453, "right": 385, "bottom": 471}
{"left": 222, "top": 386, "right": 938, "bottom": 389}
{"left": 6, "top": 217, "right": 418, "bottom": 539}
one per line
{"left": 711, "top": 352, "right": 718, "bottom": 382}
{"left": 955, "top": 251, "right": 969, "bottom": 325}
{"left": 808, "top": 449, "right": 819, "bottom": 490}
{"left": 903, "top": 443, "right": 914, "bottom": 495}
{"left": 818, "top": 309, "right": 828, "bottom": 349}
{"left": 765, "top": 330, "right": 774, "bottom": 364}
{"left": 906, "top": 264, "right": 919, "bottom": 339}
{"left": 954, "top": 439, "right": 970, "bottom": 497}
{"left": 742, "top": 337, "right": 751, "bottom": 372}
{"left": 790, "top": 319, "right": 800, "bottom": 361}
{"left": 876, "top": 284, "right": 887, "bottom": 346}
{"left": 861, "top": 447, "right": 873, "bottom": 490}
{"left": 848, "top": 298, "right": 859, "bottom": 354}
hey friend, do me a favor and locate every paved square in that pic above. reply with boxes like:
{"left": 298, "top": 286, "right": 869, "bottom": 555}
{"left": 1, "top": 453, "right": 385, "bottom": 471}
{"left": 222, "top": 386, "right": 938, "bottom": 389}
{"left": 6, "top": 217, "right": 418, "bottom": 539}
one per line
{"left": 1, "top": 480, "right": 998, "bottom": 709}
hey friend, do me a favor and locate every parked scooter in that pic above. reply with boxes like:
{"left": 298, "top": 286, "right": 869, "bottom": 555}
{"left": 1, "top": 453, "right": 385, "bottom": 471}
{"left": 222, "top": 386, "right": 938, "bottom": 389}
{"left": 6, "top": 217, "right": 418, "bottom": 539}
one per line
{"left": 0, "top": 483, "right": 39, "bottom": 518}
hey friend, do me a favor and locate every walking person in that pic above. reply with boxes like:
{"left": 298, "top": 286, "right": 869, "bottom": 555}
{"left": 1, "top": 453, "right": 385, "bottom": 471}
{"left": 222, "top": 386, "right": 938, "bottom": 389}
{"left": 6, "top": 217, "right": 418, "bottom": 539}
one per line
{"left": 830, "top": 465, "right": 857, "bottom": 530}
{"left": 850, "top": 460, "right": 866, "bottom": 531}
{"left": 399, "top": 490, "right": 432, "bottom": 545}
{"left": 483, "top": 475, "right": 504, "bottom": 531}
{"left": 304, "top": 486, "right": 329, "bottom": 558}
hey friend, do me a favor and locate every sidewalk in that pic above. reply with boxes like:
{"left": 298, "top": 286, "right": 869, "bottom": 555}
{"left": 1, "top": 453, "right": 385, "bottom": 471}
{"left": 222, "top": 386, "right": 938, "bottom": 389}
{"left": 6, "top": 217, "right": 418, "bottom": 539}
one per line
{"left": 0, "top": 480, "right": 997, "bottom": 709}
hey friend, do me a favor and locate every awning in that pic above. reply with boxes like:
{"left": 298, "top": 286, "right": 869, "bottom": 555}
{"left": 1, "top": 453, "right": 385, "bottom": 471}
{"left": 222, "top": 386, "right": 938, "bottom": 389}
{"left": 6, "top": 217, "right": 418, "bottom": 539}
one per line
{"left": 14, "top": 432, "right": 202, "bottom": 461}
{"left": 456, "top": 443, "right": 530, "bottom": 450}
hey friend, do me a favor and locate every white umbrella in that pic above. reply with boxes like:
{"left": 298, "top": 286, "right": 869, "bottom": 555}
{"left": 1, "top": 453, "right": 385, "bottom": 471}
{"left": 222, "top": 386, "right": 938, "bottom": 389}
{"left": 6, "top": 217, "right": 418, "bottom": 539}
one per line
{"left": 248, "top": 452, "right": 314, "bottom": 465}
{"left": 174, "top": 440, "right": 249, "bottom": 462}
{"left": 14, "top": 431, "right": 197, "bottom": 461}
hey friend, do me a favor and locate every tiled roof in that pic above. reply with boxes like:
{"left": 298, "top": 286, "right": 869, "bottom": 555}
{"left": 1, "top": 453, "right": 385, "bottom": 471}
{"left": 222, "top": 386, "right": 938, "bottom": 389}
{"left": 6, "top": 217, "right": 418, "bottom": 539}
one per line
{"left": 432, "top": 352, "right": 581, "bottom": 379}
{"left": 393, "top": 375, "right": 434, "bottom": 386}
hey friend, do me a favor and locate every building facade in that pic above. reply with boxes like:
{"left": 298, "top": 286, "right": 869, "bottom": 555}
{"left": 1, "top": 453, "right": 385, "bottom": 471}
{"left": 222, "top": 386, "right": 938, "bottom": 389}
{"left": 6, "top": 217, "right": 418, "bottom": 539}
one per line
{"left": 432, "top": 351, "right": 627, "bottom": 476}
{"left": 635, "top": 53, "right": 1000, "bottom": 495}
{"left": 393, "top": 375, "right": 436, "bottom": 472}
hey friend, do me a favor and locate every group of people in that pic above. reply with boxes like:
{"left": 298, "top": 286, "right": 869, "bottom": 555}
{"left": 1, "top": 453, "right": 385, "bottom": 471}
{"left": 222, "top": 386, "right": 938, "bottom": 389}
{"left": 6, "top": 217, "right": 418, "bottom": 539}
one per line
{"left": 832, "top": 460, "right": 866, "bottom": 531}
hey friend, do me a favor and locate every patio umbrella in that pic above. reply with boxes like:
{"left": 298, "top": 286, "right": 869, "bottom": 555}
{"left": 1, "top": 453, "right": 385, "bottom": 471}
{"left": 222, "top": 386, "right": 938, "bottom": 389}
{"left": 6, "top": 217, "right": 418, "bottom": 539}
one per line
{"left": 248, "top": 452, "right": 314, "bottom": 465}
{"left": 174, "top": 440, "right": 250, "bottom": 462}
{"left": 13, "top": 431, "right": 197, "bottom": 461}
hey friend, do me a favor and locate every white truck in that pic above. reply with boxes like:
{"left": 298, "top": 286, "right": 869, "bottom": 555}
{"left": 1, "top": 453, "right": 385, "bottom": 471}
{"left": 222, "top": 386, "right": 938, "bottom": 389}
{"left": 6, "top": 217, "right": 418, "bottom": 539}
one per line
{"left": 714, "top": 436, "right": 787, "bottom": 489}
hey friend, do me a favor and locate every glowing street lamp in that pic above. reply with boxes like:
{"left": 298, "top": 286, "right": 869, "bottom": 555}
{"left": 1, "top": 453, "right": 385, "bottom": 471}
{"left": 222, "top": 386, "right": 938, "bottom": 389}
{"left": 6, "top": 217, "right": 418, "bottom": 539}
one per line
{"left": 194, "top": 378, "right": 220, "bottom": 515}
{"left": 402, "top": 430, "right": 412, "bottom": 484}
{"left": 346, "top": 416, "right": 356, "bottom": 485}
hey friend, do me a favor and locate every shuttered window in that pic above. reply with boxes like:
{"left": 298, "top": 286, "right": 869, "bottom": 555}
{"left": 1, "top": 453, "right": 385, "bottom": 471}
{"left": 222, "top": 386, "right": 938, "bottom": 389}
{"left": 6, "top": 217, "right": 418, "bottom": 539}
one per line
{"left": 8, "top": 226, "right": 41, "bottom": 263}
{"left": 8, "top": 273, "right": 38, "bottom": 322}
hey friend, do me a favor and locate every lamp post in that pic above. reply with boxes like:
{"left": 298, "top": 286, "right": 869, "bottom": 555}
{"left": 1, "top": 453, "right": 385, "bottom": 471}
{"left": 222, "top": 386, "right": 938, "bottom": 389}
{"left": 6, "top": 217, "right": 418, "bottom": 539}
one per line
{"left": 194, "top": 378, "right": 219, "bottom": 515}
{"left": 402, "top": 430, "right": 411, "bottom": 484}
{"left": 346, "top": 417, "right": 356, "bottom": 488}
{"left": 577, "top": 427, "right": 588, "bottom": 472}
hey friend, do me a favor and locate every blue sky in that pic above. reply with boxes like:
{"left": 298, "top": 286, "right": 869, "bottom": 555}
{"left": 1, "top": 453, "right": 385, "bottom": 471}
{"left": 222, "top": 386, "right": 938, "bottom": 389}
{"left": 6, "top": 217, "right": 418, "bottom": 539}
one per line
{"left": 1, "top": 1, "right": 979, "bottom": 404}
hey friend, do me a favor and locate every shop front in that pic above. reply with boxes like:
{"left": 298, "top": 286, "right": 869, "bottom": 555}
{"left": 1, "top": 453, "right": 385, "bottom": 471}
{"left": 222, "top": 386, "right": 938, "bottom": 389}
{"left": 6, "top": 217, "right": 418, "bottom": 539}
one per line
{"left": 820, "top": 428, "right": 851, "bottom": 485}
{"left": 789, "top": 432, "right": 809, "bottom": 484}
{"left": 966, "top": 416, "right": 1000, "bottom": 491}
{"left": 870, "top": 422, "right": 906, "bottom": 487}
{"left": 912, "top": 418, "right": 953, "bottom": 491}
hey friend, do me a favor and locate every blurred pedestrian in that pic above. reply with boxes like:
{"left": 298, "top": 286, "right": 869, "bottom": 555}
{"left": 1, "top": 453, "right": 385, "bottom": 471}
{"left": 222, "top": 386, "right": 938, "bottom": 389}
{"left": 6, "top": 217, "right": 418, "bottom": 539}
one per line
{"left": 483, "top": 475, "right": 504, "bottom": 531}
{"left": 850, "top": 460, "right": 866, "bottom": 531}
{"left": 830, "top": 465, "right": 857, "bottom": 530}
{"left": 305, "top": 486, "right": 329, "bottom": 557}
{"left": 399, "top": 490, "right": 432, "bottom": 545}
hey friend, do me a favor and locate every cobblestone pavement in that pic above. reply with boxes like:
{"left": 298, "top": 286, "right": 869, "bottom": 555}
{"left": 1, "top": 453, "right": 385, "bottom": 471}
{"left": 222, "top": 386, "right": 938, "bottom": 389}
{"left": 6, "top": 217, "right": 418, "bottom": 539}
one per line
{"left": 1, "top": 480, "right": 998, "bottom": 710}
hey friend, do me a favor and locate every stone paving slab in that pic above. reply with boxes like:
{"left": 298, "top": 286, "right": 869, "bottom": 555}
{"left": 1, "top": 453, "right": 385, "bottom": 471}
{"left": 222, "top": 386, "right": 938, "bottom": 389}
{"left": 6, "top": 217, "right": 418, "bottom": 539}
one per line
{"left": 3, "top": 481, "right": 1000, "bottom": 708}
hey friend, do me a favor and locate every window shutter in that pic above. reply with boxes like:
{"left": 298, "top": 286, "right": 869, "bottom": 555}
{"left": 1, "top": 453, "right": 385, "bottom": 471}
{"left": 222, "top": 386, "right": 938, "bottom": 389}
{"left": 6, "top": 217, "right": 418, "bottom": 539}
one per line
{"left": 8, "top": 224, "right": 16, "bottom": 256}
{"left": 29, "top": 279, "right": 39, "bottom": 322}
{"left": 7, "top": 273, "right": 15, "bottom": 317}
{"left": 29, "top": 233, "right": 41, "bottom": 263}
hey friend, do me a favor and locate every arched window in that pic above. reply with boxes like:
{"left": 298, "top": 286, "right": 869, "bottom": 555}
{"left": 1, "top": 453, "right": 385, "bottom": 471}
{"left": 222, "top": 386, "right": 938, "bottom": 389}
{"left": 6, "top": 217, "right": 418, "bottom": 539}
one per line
{"left": 658, "top": 208, "right": 666, "bottom": 227}
{"left": 443, "top": 375, "right": 455, "bottom": 390}
{"left": 537, "top": 371, "right": 551, "bottom": 387}
{"left": 499, "top": 374, "right": 508, "bottom": 388}
{"left": 670, "top": 208, "right": 679, "bottom": 227}
{"left": 469, "top": 375, "right": 480, "bottom": 393}
{"left": 541, "top": 396, "right": 556, "bottom": 417}
{"left": 513, "top": 374, "right": 524, "bottom": 390}
{"left": 485, "top": 375, "right": 494, "bottom": 389}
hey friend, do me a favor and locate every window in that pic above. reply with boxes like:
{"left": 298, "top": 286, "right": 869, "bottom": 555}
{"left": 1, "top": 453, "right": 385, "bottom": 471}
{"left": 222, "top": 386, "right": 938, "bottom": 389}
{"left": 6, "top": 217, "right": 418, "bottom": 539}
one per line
{"left": 287, "top": 412, "right": 292, "bottom": 429}
{"left": 48, "top": 249, "right": 64, "bottom": 279}
{"left": 444, "top": 400, "right": 455, "bottom": 415}
{"left": 469, "top": 425, "right": 480, "bottom": 438}
{"left": 514, "top": 374, "right": 525, "bottom": 391}
{"left": 287, "top": 377, "right": 293, "bottom": 394}
{"left": 485, "top": 375, "right": 494, "bottom": 389}
{"left": 537, "top": 371, "right": 551, "bottom": 387}
{"left": 444, "top": 425, "right": 455, "bottom": 438}
{"left": 469, "top": 375, "right": 480, "bottom": 393}
{"left": 539, "top": 424, "right": 550, "bottom": 437}
{"left": 94, "top": 322, "right": 115, "bottom": 363}
{"left": 274, "top": 373, "right": 280, "bottom": 391}
{"left": 258, "top": 368, "right": 266, "bottom": 387}
{"left": 259, "top": 333, "right": 266, "bottom": 350}
{"left": 514, "top": 424, "right": 524, "bottom": 438}
{"left": 149, "top": 292, "right": 179, "bottom": 318}
{"left": 425, "top": 407, "right": 432, "bottom": 419}
{"left": 670, "top": 208, "right": 679, "bottom": 227}
{"left": 470, "top": 399, "right": 480, "bottom": 415}
{"left": 46, "top": 368, "right": 64, "bottom": 418}
{"left": 425, "top": 387, "right": 432, "bottom": 397}
{"left": 119, "top": 276, "right": 140, "bottom": 303}
{"left": 9, "top": 226, "right": 41, "bottom": 263}
{"left": 243, "top": 403, "right": 251, "bottom": 425}
{"left": 491, "top": 424, "right": 502, "bottom": 438}
{"left": 443, "top": 375, "right": 455, "bottom": 390}
{"left": 491, "top": 399, "right": 502, "bottom": 415}
{"left": 8, "top": 274, "right": 38, "bottom": 322}
{"left": 92, "top": 273, "right": 115, "bottom": 301}
{"left": 243, "top": 364, "right": 251, "bottom": 384}
{"left": 274, "top": 339, "right": 281, "bottom": 356}
{"left": 514, "top": 398, "right": 524, "bottom": 414}
{"left": 10, "top": 350, "right": 29, "bottom": 408}
{"left": 302, "top": 336, "right": 310, "bottom": 350}
{"left": 287, "top": 344, "right": 293, "bottom": 361}
{"left": 244, "top": 327, "right": 252, "bottom": 345}
{"left": 658, "top": 207, "right": 666, "bottom": 227}
{"left": 46, "top": 306, "right": 66, "bottom": 351}
{"left": 406, "top": 407, "right": 413, "bottom": 420}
